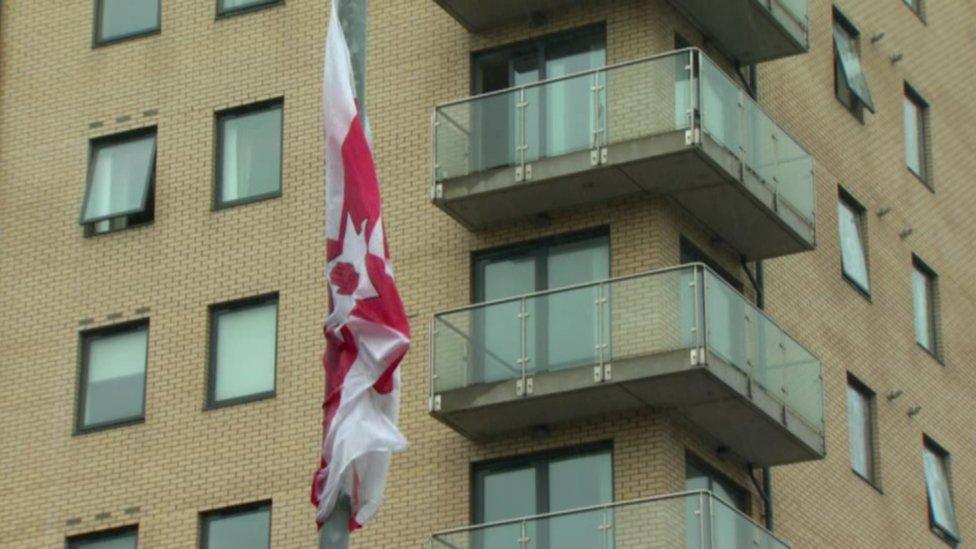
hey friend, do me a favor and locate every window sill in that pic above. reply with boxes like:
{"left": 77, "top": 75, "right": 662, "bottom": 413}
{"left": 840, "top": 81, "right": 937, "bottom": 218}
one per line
{"left": 908, "top": 167, "right": 935, "bottom": 193}
{"left": 93, "top": 28, "right": 161, "bottom": 49}
{"left": 917, "top": 342, "right": 944, "bottom": 366}
{"left": 931, "top": 526, "right": 960, "bottom": 548}
{"left": 851, "top": 469, "right": 883, "bottom": 494}
{"left": 74, "top": 416, "right": 145, "bottom": 436}
{"left": 216, "top": 0, "right": 284, "bottom": 20}
{"left": 206, "top": 391, "right": 276, "bottom": 411}
{"left": 841, "top": 272, "right": 872, "bottom": 302}
{"left": 214, "top": 191, "right": 281, "bottom": 211}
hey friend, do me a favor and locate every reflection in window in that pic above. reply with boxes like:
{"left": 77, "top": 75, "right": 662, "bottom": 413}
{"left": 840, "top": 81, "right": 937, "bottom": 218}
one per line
{"left": 833, "top": 10, "right": 874, "bottom": 119}
{"left": 217, "top": 101, "right": 283, "bottom": 207}
{"left": 923, "top": 438, "right": 960, "bottom": 544}
{"left": 209, "top": 295, "right": 278, "bottom": 406}
{"left": 837, "top": 193, "right": 870, "bottom": 293}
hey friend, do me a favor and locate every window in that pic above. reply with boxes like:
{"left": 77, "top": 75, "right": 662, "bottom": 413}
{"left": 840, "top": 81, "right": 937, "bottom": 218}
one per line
{"left": 470, "top": 25, "right": 606, "bottom": 172}
{"left": 837, "top": 191, "right": 870, "bottom": 294}
{"left": 94, "top": 0, "right": 160, "bottom": 45}
{"left": 923, "top": 438, "right": 960, "bottom": 544}
{"left": 846, "top": 375, "right": 877, "bottom": 484}
{"left": 67, "top": 526, "right": 138, "bottom": 549}
{"left": 201, "top": 502, "right": 271, "bottom": 549}
{"left": 904, "top": 84, "right": 930, "bottom": 184}
{"left": 473, "top": 444, "right": 612, "bottom": 549}
{"left": 680, "top": 237, "right": 743, "bottom": 292}
{"left": 208, "top": 295, "right": 278, "bottom": 407}
{"left": 217, "top": 0, "right": 281, "bottom": 16}
{"left": 77, "top": 321, "right": 149, "bottom": 432}
{"left": 80, "top": 128, "right": 156, "bottom": 235}
{"left": 472, "top": 230, "right": 609, "bottom": 383}
{"left": 912, "top": 256, "right": 939, "bottom": 357}
{"left": 833, "top": 10, "right": 875, "bottom": 120}
{"left": 216, "top": 100, "right": 283, "bottom": 208}
{"left": 903, "top": 0, "right": 925, "bottom": 20}
{"left": 685, "top": 456, "right": 750, "bottom": 547}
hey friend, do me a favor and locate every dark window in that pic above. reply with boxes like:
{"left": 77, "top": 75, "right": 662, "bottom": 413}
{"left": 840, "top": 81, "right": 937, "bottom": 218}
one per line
{"left": 94, "top": 0, "right": 159, "bottom": 45}
{"left": 846, "top": 374, "right": 877, "bottom": 484}
{"left": 923, "top": 437, "right": 960, "bottom": 545}
{"left": 208, "top": 295, "right": 278, "bottom": 407}
{"left": 679, "top": 237, "right": 743, "bottom": 292}
{"left": 473, "top": 444, "right": 612, "bottom": 548}
{"left": 80, "top": 128, "right": 156, "bottom": 235}
{"left": 201, "top": 501, "right": 271, "bottom": 549}
{"left": 837, "top": 190, "right": 870, "bottom": 295}
{"left": 216, "top": 100, "right": 283, "bottom": 208}
{"left": 912, "top": 256, "right": 939, "bottom": 357}
{"left": 472, "top": 229, "right": 609, "bottom": 383}
{"left": 469, "top": 25, "right": 606, "bottom": 172}
{"left": 904, "top": 84, "right": 931, "bottom": 185}
{"left": 685, "top": 455, "right": 751, "bottom": 547}
{"left": 77, "top": 321, "right": 149, "bottom": 432}
{"left": 833, "top": 9, "right": 874, "bottom": 120}
{"left": 217, "top": 0, "right": 281, "bottom": 16}
{"left": 67, "top": 526, "right": 138, "bottom": 549}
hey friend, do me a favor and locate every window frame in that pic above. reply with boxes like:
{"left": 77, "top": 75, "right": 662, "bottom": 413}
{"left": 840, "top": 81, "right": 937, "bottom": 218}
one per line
{"left": 923, "top": 436, "right": 961, "bottom": 546}
{"left": 214, "top": 98, "right": 285, "bottom": 210}
{"left": 66, "top": 524, "right": 138, "bottom": 549}
{"left": 832, "top": 9, "right": 874, "bottom": 121}
{"left": 684, "top": 453, "right": 749, "bottom": 513}
{"left": 903, "top": 0, "right": 926, "bottom": 22}
{"left": 75, "top": 319, "right": 150, "bottom": 435}
{"left": 470, "top": 441, "right": 613, "bottom": 525}
{"left": 679, "top": 236, "right": 743, "bottom": 293}
{"left": 79, "top": 126, "right": 158, "bottom": 236}
{"left": 206, "top": 293, "right": 280, "bottom": 409}
{"left": 199, "top": 500, "right": 273, "bottom": 549}
{"left": 904, "top": 83, "right": 932, "bottom": 188}
{"left": 93, "top": 0, "right": 161, "bottom": 47}
{"left": 837, "top": 188, "right": 871, "bottom": 298}
{"left": 216, "top": 0, "right": 284, "bottom": 19}
{"left": 911, "top": 255, "right": 940, "bottom": 361}
{"left": 846, "top": 374, "right": 880, "bottom": 488}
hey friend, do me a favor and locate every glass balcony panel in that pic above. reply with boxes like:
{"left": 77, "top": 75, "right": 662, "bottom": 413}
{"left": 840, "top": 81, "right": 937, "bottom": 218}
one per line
{"left": 434, "top": 102, "right": 474, "bottom": 182}
{"left": 775, "top": 128, "right": 816, "bottom": 223}
{"left": 699, "top": 56, "right": 742, "bottom": 159}
{"left": 744, "top": 102, "right": 779, "bottom": 190}
{"left": 604, "top": 51, "right": 692, "bottom": 147}
{"left": 709, "top": 494, "right": 789, "bottom": 549}
{"left": 537, "top": 71, "right": 601, "bottom": 158}
{"left": 776, "top": 0, "right": 808, "bottom": 26}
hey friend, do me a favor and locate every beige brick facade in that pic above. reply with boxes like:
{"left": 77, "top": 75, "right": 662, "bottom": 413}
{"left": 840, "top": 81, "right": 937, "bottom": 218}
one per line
{"left": 0, "top": 0, "right": 973, "bottom": 547}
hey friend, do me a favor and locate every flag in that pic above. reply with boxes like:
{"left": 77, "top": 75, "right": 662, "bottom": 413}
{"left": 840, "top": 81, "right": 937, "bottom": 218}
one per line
{"left": 311, "top": 2, "right": 411, "bottom": 531}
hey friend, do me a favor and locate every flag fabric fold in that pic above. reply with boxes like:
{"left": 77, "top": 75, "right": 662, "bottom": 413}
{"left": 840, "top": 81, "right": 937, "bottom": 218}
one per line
{"left": 311, "top": 2, "right": 411, "bottom": 531}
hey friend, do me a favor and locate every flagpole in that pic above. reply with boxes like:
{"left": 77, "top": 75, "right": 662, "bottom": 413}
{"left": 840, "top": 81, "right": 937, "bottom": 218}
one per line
{"left": 319, "top": 496, "right": 351, "bottom": 548}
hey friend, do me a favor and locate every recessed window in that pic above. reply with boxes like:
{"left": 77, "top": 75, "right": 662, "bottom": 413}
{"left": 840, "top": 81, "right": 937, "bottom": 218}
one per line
{"left": 208, "top": 295, "right": 278, "bottom": 407}
{"left": 201, "top": 502, "right": 271, "bottom": 549}
{"left": 903, "top": 0, "right": 925, "bottom": 20}
{"left": 216, "top": 100, "right": 283, "bottom": 208}
{"left": 923, "top": 437, "right": 960, "bottom": 545}
{"left": 473, "top": 444, "right": 612, "bottom": 549}
{"left": 67, "top": 526, "right": 138, "bottom": 549}
{"left": 846, "top": 375, "right": 877, "bottom": 484}
{"left": 837, "top": 191, "right": 870, "bottom": 295}
{"left": 80, "top": 128, "right": 156, "bottom": 235}
{"left": 833, "top": 9, "right": 875, "bottom": 121}
{"left": 218, "top": 0, "right": 280, "bottom": 16}
{"left": 912, "top": 256, "right": 939, "bottom": 357}
{"left": 77, "top": 321, "right": 149, "bottom": 432}
{"left": 904, "top": 84, "right": 931, "bottom": 185}
{"left": 94, "top": 0, "right": 160, "bottom": 45}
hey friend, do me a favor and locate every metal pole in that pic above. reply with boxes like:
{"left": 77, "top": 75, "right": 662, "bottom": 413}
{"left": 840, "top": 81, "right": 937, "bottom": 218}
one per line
{"left": 319, "top": 496, "right": 352, "bottom": 548}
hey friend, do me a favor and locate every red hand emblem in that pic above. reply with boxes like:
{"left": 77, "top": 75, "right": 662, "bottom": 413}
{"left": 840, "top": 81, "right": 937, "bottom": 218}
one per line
{"left": 330, "top": 262, "right": 360, "bottom": 296}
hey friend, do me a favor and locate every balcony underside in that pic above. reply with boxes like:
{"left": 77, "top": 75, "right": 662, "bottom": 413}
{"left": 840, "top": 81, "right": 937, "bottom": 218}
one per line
{"left": 432, "top": 0, "right": 594, "bottom": 32}
{"left": 432, "top": 348, "right": 824, "bottom": 466}
{"left": 434, "top": 131, "right": 815, "bottom": 261}
{"left": 668, "top": 0, "right": 808, "bottom": 63}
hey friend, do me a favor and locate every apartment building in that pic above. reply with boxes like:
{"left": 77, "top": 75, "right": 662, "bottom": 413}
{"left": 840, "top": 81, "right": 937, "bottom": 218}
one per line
{"left": 0, "top": 0, "right": 972, "bottom": 547}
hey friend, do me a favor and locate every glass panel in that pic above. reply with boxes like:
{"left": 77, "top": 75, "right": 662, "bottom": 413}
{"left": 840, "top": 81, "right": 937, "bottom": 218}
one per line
{"left": 924, "top": 446, "right": 960, "bottom": 539}
{"left": 832, "top": 23, "right": 875, "bottom": 112}
{"left": 82, "top": 135, "right": 155, "bottom": 223}
{"left": 913, "top": 267, "right": 932, "bottom": 350}
{"left": 432, "top": 310, "right": 477, "bottom": 393}
{"left": 478, "top": 256, "right": 536, "bottom": 383}
{"left": 83, "top": 327, "right": 148, "bottom": 427}
{"left": 838, "top": 199, "right": 870, "bottom": 291}
{"left": 213, "top": 301, "right": 278, "bottom": 402}
{"left": 482, "top": 467, "right": 538, "bottom": 549}
{"left": 710, "top": 495, "right": 788, "bottom": 549}
{"left": 774, "top": 126, "right": 815, "bottom": 223}
{"left": 547, "top": 451, "right": 613, "bottom": 549}
{"left": 204, "top": 507, "right": 272, "bottom": 549}
{"left": 220, "top": 105, "right": 283, "bottom": 204}
{"left": 700, "top": 57, "right": 741, "bottom": 158}
{"left": 904, "top": 95, "right": 923, "bottom": 177}
{"left": 604, "top": 52, "right": 690, "bottom": 147}
{"left": 434, "top": 101, "right": 476, "bottom": 181}
{"left": 514, "top": 54, "right": 543, "bottom": 164}
{"left": 68, "top": 531, "right": 137, "bottom": 549}
{"left": 744, "top": 102, "right": 778, "bottom": 189}
{"left": 98, "top": 0, "right": 159, "bottom": 42}
{"left": 475, "top": 89, "right": 522, "bottom": 173}
{"left": 544, "top": 37, "right": 605, "bottom": 157}
{"left": 544, "top": 238, "right": 609, "bottom": 370}
{"left": 778, "top": 0, "right": 808, "bottom": 25}
{"left": 220, "top": 0, "right": 275, "bottom": 10}
{"left": 847, "top": 384, "right": 872, "bottom": 479}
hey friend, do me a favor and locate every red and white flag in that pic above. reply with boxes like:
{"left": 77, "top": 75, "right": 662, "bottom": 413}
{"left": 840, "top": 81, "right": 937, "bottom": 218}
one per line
{"left": 311, "top": 3, "right": 411, "bottom": 531}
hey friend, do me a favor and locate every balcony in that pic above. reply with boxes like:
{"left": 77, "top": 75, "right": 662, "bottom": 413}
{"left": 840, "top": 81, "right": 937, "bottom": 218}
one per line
{"left": 669, "top": 0, "right": 809, "bottom": 63}
{"left": 430, "top": 490, "right": 790, "bottom": 549}
{"left": 429, "top": 264, "right": 825, "bottom": 466}
{"left": 432, "top": 49, "right": 816, "bottom": 261}
{"left": 431, "top": 0, "right": 596, "bottom": 32}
